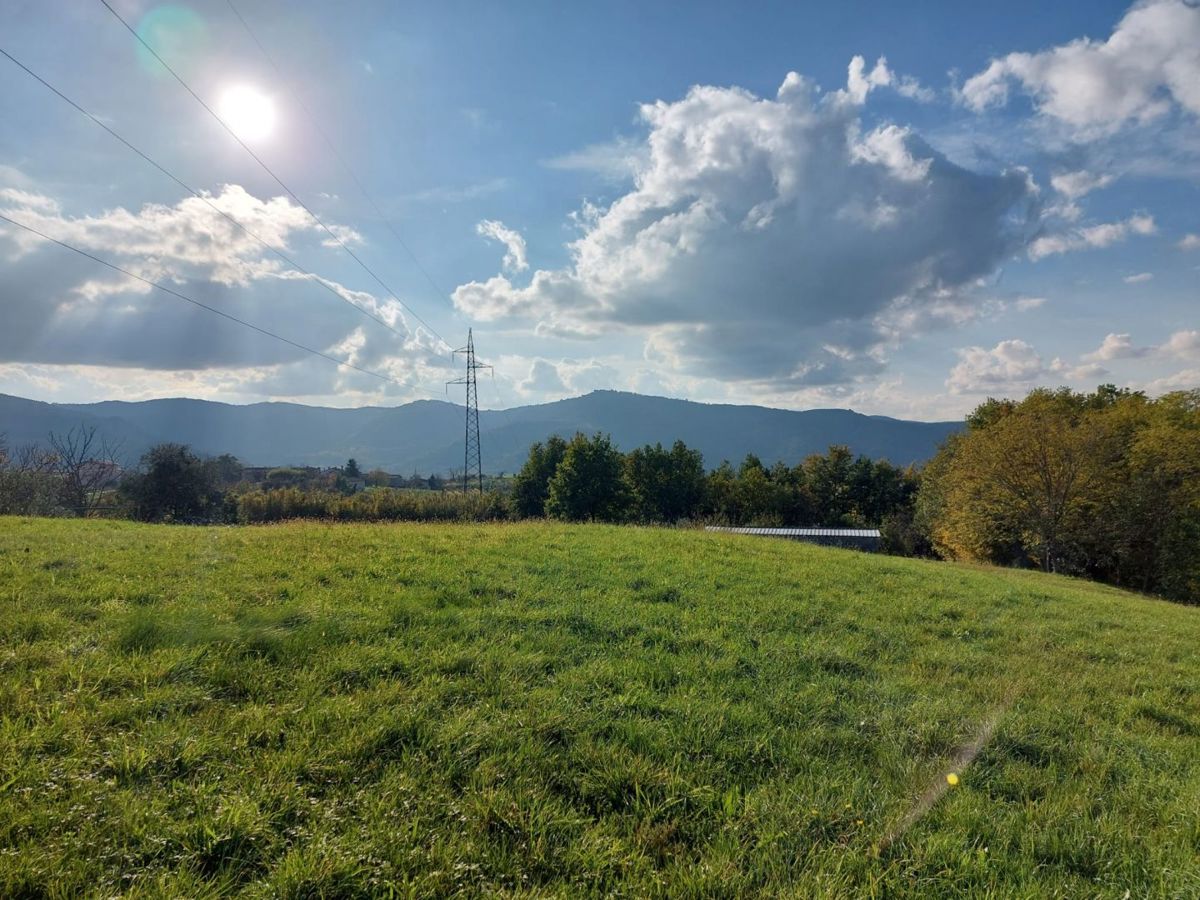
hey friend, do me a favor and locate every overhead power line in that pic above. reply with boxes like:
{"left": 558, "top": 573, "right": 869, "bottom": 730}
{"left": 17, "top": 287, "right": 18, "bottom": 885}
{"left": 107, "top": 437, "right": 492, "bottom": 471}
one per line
{"left": 98, "top": 0, "right": 450, "bottom": 349}
{"left": 0, "top": 45, "right": 412, "bottom": 344}
{"left": 224, "top": 0, "right": 455, "bottom": 309}
{"left": 0, "top": 211, "right": 414, "bottom": 389}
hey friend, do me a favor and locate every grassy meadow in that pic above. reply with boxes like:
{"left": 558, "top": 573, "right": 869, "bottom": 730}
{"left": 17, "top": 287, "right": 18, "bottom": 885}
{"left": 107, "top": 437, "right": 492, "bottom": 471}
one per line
{"left": 1, "top": 518, "right": 1198, "bottom": 897}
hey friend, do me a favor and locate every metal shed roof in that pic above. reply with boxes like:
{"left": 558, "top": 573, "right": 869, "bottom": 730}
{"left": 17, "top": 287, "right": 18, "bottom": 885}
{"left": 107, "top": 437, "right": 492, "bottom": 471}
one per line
{"left": 705, "top": 526, "right": 882, "bottom": 538}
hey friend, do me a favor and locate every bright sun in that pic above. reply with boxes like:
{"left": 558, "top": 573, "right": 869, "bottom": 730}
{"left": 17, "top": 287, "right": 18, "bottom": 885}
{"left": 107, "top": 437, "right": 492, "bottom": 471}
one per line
{"left": 217, "top": 85, "right": 276, "bottom": 143}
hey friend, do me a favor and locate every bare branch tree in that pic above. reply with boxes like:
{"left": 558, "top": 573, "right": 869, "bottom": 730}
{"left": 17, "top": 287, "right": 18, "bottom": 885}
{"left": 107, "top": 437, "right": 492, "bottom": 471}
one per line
{"left": 47, "top": 425, "right": 124, "bottom": 516}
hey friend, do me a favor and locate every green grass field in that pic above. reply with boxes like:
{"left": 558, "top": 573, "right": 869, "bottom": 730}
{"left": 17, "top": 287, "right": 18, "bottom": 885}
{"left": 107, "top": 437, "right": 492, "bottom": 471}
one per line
{"left": 1, "top": 518, "right": 1198, "bottom": 897}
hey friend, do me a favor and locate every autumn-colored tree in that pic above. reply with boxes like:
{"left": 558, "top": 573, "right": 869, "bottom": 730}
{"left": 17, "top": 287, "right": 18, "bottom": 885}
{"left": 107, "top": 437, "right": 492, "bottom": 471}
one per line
{"left": 921, "top": 386, "right": 1200, "bottom": 602}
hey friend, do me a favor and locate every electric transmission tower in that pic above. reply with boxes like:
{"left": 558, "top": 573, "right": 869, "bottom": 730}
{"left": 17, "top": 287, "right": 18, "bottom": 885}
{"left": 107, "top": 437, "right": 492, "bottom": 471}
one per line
{"left": 447, "top": 329, "right": 493, "bottom": 493}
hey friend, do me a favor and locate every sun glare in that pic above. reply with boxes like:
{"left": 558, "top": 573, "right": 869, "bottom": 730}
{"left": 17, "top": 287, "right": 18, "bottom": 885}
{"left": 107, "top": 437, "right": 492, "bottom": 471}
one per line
{"left": 217, "top": 84, "right": 276, "bottom": 143}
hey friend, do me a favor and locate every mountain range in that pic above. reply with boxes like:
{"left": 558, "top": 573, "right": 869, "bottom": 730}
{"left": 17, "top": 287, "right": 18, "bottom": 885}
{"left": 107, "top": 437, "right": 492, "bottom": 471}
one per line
{"left": 0, "top": 391, "right": 961, "bottom": 473}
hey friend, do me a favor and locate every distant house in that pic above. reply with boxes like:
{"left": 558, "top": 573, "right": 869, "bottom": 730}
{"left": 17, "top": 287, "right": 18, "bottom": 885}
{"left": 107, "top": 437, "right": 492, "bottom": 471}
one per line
{"left": 705, "top": 526, "right": 882, "bottom": 552}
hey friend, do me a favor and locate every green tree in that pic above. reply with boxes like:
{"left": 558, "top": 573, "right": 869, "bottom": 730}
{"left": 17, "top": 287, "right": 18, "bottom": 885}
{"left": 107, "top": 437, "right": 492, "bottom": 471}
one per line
{"left": 205, "top": 453, "right": 244, "bottom": 488}
{"left": 344, "top": 458, "right": 362, "bottom": 479}
{"left": 625, "top": 440, "right": 707, "bottom": 522}
{"left": 546, "top": 433, "right": 629, "bottom": 522}
{"left": 803, "top": 445, "right": 855, "bottom": 525}
{"left": 512, "top": 435, "right": 568, "bottom": 517}
{"left": 735, "top": 463, "right": 786, "bottom": 526}
{"left": 705, "top": 460, "right": 740, "bottom": 523}
{"left": 118, "top": 444, "right": 222, "bottom": 523}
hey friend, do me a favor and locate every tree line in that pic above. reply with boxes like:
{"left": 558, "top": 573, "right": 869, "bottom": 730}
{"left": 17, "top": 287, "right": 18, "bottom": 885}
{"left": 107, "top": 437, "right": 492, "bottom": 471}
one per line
{"left": 510, "top": 433, "right": 920, "bottom": 535}
{"left": 3, "top": 384, "right": 1196, "bottom": 602}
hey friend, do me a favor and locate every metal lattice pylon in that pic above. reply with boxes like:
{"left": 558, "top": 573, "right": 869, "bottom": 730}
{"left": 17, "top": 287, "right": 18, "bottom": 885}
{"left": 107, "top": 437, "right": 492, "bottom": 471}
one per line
{"left": 447, "top": 329, "right": 492, "bottom": 492}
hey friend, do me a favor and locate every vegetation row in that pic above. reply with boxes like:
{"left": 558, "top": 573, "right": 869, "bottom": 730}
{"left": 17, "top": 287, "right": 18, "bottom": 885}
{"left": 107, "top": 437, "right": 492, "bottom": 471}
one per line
{"left": 2, "top": 385, "right": 1197, "bottom": 603}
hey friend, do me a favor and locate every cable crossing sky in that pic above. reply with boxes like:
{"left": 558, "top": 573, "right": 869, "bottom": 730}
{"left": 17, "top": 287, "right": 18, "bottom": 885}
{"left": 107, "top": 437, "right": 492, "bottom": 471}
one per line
{"left": 0, "top": 45, "right": 417, "bottom": 346}
{"left": 0, "top": 212, "right": 424, "bottom": 391}
{"left": 98, "top": 0, "right": 452, "bottom": 351}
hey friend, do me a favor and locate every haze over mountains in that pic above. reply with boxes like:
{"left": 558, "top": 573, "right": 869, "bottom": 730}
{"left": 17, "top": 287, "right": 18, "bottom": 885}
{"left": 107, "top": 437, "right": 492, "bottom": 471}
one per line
{"left": 0, "top": 391, "right": 960, "bottom": 473}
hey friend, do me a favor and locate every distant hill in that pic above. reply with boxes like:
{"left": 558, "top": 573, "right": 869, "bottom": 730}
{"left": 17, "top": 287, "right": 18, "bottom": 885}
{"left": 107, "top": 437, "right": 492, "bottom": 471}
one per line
{"left": 0, "top": 390, "right": 961, "bottom": 472}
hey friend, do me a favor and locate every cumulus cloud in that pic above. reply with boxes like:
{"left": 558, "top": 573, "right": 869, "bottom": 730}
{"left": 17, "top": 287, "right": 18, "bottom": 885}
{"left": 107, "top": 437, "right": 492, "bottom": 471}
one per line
{"left": 1179, "top": 233, "right": 1200, "bottom": 250}
{"left": 510, "top": 355, "right": 623, "bottom": 399}
{"left": 960, "top": 0, "right": 1200, "bottom": 134}
{"left": 1028, "top": 213, "right": 1156, "bottom": 260}
{"left": 845, "top": 56, "right": 935, "bottom": 105}
{"left": 1123, "top": 271, "right": 1154, "bottom": 283}
{"left": 947, "top": 339, "right": 1049, "bottom": 394}
{"left": 0, "top": 182, "right": 448, "bottom": 390}
{"left": 947, "top": 337, "right": 1122, "bottom": 394}
{"left": 850, "top": 124, "right": 933, "bottom": 182}
{"left": 454, "top": 68, "right": 1036, "bottom": 388}
{"left": 1144, "top": 368, "right": 1200, "bottom": 393}
{"left": 518, "top": 358, "right": 566, "bottom": 394}
{"left": 1081, "top": 329, "right": 1198, "bottom": 364}
{"left": 476, "top": 219, "right": 529, "bottom": 272}
{"left": 1083, "top": 332, "right": 1151, "bottom": 362}
{"left": 1162, "top": 329, "right": 1200, "bottom": 359}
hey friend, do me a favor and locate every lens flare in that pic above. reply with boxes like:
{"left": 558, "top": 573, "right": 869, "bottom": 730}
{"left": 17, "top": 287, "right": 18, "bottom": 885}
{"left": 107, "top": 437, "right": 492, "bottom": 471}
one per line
{"left": 218, "top": 85, "right": 277, "bottom": 143}
{"left": 135, "top": 5, "right": 208, "bottom": 77}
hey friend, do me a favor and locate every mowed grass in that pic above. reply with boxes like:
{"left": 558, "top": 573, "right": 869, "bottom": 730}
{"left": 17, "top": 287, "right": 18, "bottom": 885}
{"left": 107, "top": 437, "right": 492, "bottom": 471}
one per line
{"left": 1, "top": 519, "right": 1198, "bottom": 898}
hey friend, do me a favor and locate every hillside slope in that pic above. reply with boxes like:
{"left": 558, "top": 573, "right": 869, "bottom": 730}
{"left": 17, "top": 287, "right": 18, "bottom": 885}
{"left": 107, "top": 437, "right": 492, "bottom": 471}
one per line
{"left": 0, "top": 519, "right": 1196, "bottom": 896}
{"left": 0, "top": 390, "right": 960, "bottom": 471}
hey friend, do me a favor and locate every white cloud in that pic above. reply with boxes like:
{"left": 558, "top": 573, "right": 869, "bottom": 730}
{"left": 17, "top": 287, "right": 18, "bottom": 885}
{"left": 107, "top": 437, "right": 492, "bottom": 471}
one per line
{"left": 476, "top": 219, "right": 528, "bottom": 273}
{"left": 960, "top": 0, "right": 1200, "bottom": 135}
{"left": 946, "top": 336, "right": 1128, "bottom": 394}
{"left": 1051, "top": 359, "right": 1111, "bottom": 381}
{"left": 1143, "top": 368, "right": 1200, "bottom": 393}
{"left": 319, "top": 223, "right": 364, "bottom": 248}
{"left": 844, "top": 56, "right": 934, "bottom": 105}
{"left": 0, "top": 183, "right": 312, "bottom": 283}
{"left": 1082, "top": 329, "right": 1199, "bottom": 364}
{"left": 518, "top": 358, "right": 566, "bottom": 394}
{"left": 850, "top": 124, "right": 932, "bottom": 182}
{"left": 1162, "top": 329, "right": 1200, "bottom": 359}
{"left": 453, "top": 68, "right": 1036, "bottom": 388}
{"left": 0, "top": 181, "right": 449, "bottom": 389}
{"left": 1083, "top": 332, "right": 1151, "bottom": 362}
{"left": 947, "top": 339, "right": 1049, "bottom": 394}
{"left": 1179, "top": 233, "right": 1200, "bottom": 250}
{"left": 846, "top": 55, "right": 894, "bottom": 104}
{"left": 1049, "top": 170, "right": 1114, "bottom": 199}
{"left": 1015, "top": 296, "right": 1048, "bottom": 311}
{"left": 1028, "top": 213, "right": 1156, "bottom": 259}
{"left": 1123, "top": 271, "right": 1154, "bottom": 283}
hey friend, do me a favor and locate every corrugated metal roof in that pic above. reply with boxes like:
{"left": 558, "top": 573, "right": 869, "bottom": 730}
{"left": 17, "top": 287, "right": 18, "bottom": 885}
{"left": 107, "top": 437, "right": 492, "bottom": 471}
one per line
{"left": 705, "top": 526, "right": 882, "bottom": 538}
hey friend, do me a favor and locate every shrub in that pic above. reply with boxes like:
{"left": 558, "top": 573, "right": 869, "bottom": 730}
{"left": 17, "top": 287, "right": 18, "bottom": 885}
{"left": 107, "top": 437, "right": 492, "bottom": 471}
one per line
{"left": 236, "top": 487, "right": 511, "bottom": 524}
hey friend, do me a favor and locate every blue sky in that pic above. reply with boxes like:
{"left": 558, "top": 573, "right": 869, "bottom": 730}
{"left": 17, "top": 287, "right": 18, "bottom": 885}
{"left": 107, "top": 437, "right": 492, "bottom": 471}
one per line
{"left": 0, "top": 0, "right": 1197, "bottom": 419}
